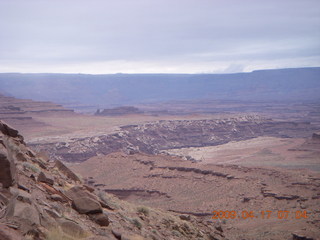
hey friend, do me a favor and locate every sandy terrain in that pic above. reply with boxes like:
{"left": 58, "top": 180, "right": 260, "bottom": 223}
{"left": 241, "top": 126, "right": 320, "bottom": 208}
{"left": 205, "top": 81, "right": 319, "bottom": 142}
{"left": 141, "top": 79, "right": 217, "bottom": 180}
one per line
{"left": 71, "top": 152, "right": 320, "bottom": 240}
{"left": 164, "top": 136, "right": 320, "bottom": 171}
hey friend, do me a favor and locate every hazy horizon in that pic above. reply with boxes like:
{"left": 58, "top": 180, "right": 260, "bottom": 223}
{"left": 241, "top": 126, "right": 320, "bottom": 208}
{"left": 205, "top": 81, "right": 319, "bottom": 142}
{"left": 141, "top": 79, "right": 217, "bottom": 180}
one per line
{"left": 1, "top": 0, "right": 320, "bottom": 74}
{"left": 1, "top": 66, "right": 320, "bottom": 75}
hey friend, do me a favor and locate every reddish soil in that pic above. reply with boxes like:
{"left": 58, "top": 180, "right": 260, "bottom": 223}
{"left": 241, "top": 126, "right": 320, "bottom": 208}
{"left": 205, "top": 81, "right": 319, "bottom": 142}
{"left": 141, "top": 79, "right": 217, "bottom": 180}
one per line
{"left": 71, "top": 152, "right": 320, "bottom": 240}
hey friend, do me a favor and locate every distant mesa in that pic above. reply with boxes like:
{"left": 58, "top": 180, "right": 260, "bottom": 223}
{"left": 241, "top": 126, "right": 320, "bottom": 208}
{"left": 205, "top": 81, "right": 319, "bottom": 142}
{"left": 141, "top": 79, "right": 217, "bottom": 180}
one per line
{"left": 0, "top": 93, "right": 74, "bottom": 116}
{"left": 95, "top": 106, "right": 143, "bottom": 116}
{"left": 1, "top": 68, "right": 319, "bottom": 110}
{"left": 0, "top": 93, "right": 76, "bottom": 131}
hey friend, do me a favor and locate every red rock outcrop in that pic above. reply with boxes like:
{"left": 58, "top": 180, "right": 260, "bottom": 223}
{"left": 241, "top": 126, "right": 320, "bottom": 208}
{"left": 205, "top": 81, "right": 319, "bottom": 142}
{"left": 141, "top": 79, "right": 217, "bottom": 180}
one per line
{"left": 0, "top": 121, "right": 22, "bottom": 188}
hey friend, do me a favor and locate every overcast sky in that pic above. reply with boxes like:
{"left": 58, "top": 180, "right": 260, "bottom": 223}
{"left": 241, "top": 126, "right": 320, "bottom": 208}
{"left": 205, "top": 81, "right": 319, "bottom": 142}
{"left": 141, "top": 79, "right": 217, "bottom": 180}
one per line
{"left": 0, "top": 0, "right": 319, "bottom": 74}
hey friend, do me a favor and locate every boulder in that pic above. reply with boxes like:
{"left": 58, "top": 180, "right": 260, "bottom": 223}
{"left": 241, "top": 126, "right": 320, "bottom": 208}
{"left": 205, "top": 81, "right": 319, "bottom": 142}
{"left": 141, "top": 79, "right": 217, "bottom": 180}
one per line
{"left": 66, "top": 186, "right": 110, "bottom": 214}
{"left": 0, "top": 121, "right": 20, "bottom": 139}
{"left": 66, "top": 185, "right": 100, "bottom": 203}
{"left": 12, "top": 201, "right": 40, "bottom": 225}
{"left": 7, "top": 201, "right": 41, "bottom": 235}
{"left": 89, "top": 213, "right": 109, "bottom": 226}
{"left": 0, "top": 144, "right": 16, "bottom": 188}
{"left": 10, "top": 188, "right": 32, "bottom": 204}
{"left": 59, "top": 220, "right": 86, "bottom": 238}
{"left": 179, "top": 214, "right": 191, "bottom": 221}
{"left": 55, "top": 160, "right": 81, "bottom": 182}
{"left": 37, "top": 171, "right": 54, "bottom": 185}
{"left": 50, "top": 194, "right": 65, "bottom": 202}
{"left": 72, "top": 197, "right": 102, "bottom": 214}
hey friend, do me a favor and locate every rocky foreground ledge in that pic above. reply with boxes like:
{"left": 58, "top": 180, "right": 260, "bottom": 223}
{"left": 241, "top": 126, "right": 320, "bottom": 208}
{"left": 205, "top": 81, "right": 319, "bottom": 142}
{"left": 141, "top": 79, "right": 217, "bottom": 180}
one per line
{"left": 0, "top": 120, "right": 227, "bottom": 240}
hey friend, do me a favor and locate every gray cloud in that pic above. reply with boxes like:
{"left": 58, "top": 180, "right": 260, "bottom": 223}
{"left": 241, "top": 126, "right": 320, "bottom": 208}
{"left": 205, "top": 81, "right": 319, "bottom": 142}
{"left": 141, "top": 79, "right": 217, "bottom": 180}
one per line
{"left": 0, "top": 0, "right": 319, "bottom": 73}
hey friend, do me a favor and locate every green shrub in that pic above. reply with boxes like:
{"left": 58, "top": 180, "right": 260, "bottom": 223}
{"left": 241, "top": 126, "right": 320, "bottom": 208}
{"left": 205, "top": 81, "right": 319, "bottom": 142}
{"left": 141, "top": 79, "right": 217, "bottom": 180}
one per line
{"left": 98, "top": 191, "right": 119, "bottom": 210}
{"left": 137, "top": 206, "right": 149, "bottom": 216}
{"left": 131, "top": 218, "right": 142, "bottom": 229}
{"left": 22, "top": 162, "right": 40, "bottom": 173}
{"left": 172, "top": 230, "right": 181, "bottom": 237}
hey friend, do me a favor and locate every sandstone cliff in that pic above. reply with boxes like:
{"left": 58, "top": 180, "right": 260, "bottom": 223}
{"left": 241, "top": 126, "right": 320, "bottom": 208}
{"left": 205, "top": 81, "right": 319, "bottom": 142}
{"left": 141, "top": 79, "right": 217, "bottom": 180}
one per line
{"left": 30, "top": 115, "right": 317, "bottom": 162}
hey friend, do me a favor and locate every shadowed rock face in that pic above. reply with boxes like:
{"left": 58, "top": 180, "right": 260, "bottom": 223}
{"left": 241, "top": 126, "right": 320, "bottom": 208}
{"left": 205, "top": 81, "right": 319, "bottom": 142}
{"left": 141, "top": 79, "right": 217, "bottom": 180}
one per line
{"left": 0, "top": 120, "right": 21, "bottom": 139}
{"left": 0, "top": 121, "right": 22, "bottom": 188}
{"left": 30, "top": 115, "right": 318, "bottom": 162}
{"left": 0, "top": 145, "right": 15, "bottom": 188}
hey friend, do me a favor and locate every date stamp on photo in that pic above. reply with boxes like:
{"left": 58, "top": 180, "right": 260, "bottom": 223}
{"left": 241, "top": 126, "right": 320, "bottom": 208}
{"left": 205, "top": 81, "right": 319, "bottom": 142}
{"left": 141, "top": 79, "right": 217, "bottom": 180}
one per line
{"left": 212, "top": 210, "right": 308, "bottom": 220}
